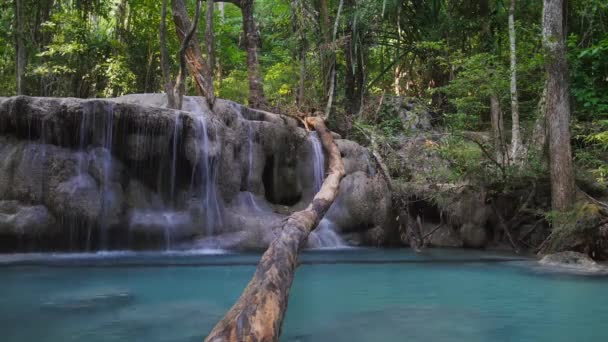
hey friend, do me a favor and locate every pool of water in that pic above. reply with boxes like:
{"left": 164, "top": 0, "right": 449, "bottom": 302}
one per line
{"left": 1, "top": 248, "right": 607, "bottom": 342}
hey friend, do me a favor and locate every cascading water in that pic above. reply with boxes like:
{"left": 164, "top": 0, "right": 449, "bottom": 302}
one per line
{"left": 73, "top": 102, "right": 116, "bottom": 251}
{"left": 184, "top": 100, "right": 223, "bottom": 236}
{"left": 240, "top": 112, "right": 266, "bottom": 212}
{"left": 169, "top": 112, "right": 181, "bottom": 207}
{"left": 309, "top": 132, "right": 325, "bottom": 193}
{"left": 308, "top": 132, "right": 346, "bottom": 248}
{"left": 98, "top": 103, "right": 115, "bottom": 250}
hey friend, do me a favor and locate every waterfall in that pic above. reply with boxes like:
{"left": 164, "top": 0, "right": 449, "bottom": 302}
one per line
{"left": 169, "top": 113, "right": 181, "bottom": 207}
{"left": 310, "top": 219, "right": 346, "bottom": 248}
{"left": 309, "top": 132, "right": 325, "bottom": 193}
{"left": 76, "top": 102, "right": 116, "bottom": 251}
{"left": 307, "top": 132, "right": 346, "bottom": 248}
{"left": 184, "top": 100, "right": 223, "bottom": 236}
{"left": 98, "top": 103, "right": 115, "bottom": 250}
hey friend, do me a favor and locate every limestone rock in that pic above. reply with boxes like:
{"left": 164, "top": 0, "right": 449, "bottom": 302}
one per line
{"left": 540, "top": 251, "right": 597, "bottom": 267}
{"left": 460, "top": 223, "right": 487, "bottom": 248}
{"left": 0, "top": 200, "right": 57, "bottom": 236}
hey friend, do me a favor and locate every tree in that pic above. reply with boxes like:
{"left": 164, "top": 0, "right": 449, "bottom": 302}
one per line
{"left": 509, "top": 0, "right": 522, "bottom": 161}
{"left": 171, "top": 0, "right": 215, "bottom": 106}
{"left": 14, "top": 0, "right": 25, "bottom": 95}
{"left": 162, "top": 0, "right": 204, "bottom": 109}
{"left": 542, "top": 0, "right": 575, "bottom": 211}
{"left": 240, "top": 0, "right": 267, "bottom": 109}
{"left": 323, "top": 0, "right": 343, "bottom": 120}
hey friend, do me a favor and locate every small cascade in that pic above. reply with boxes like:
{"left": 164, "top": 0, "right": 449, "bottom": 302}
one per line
{"left": 307, "top": 132, "right": 346, "bottom": 248}
{"left": 129, "top": 211, "right": 192, "bottom": 250}
{"left": 232, "top": 191, "right": 272, "bottom": 214}
{"left": 309, "top": 132, "right": 325, "bottom": 193}
{"left": 309, "top": 218, "right": 346, "bottom": 248}
{"left": 184, "top": 100, "right": 223, "bottom": 236}
{"left": 96, "top": 103, "right": 115, "bottom": 251}
{"left": 245, "top": 120, "right": 255, "bottom": 187}
{"left": 169, "top": 113, "right": 181, "bottom": 207}
{"left": 237, "top": 109, "right": 266, "bottom": 213}
{"left": 74, "top": 102, "right": 116, "bottom": 251}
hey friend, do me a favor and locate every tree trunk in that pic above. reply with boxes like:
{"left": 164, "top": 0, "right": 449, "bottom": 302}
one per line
{"left": 241, "top": 0, "right": 267, "bottom": 109}
{"left": 160, "top": 0, "right": 177, "bottom": 109}
{"left": 206, "top": 0, "right": 215, "bottom": 74}
{"left": 172, "top": 0, "right": 215, "bottom": 106}
{"left": 543, "top": 0, "right": 575, "bottom": 211}
{"left": 529, "top": 82, "right": 549, "bottom": 160}
{"left": 291, "top": 0, "right": 306, "bottom": 106}
{"left": 173, "top": 0, "right": 202, "bottom": 110}
{"left": 323, "top": 0, "right": 343, "bottom": 120}
{"left": 205, "top": 117, "right": 345, "bottom": 342}
{"left": 490, "top": 94, "right": 507, "bottom": 165}
{"left": 318, "top": 0, "right": 331, "bottom": 98}
{"left": 509, "top": 0, "right": 522, "bottom": 161}
{"left": 14, "top": 0, "right": 25, "bottom": 95}
{"left": 344, "top": 35, "right": 355, "bottom": 114}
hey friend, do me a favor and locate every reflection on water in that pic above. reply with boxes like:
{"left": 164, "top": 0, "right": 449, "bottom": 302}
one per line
{"left": 0, "top": 249, "right": 607, "bottom": 342}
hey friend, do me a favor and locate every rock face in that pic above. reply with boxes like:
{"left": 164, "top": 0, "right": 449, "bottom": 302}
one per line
{"left": 0, "top": 95, "right": 393, "bottom": 251}
{"left": 0, "top": 200, "right": 56, "bottom": 236}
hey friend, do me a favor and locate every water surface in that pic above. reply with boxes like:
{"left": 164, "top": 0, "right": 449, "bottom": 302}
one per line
{"left": 1, "top": 249, "right": 606, "bottom": 342}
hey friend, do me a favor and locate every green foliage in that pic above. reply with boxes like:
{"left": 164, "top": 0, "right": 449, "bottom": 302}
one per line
{"left": 569, "top": 35, "right": 608, "bottom": 120}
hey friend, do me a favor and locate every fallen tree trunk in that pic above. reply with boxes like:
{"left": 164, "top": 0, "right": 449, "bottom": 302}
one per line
{"left": 205, "top": 117, "right": 345, "bottom": 342}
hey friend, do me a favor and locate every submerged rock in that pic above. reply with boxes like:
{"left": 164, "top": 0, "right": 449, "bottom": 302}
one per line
{"left": 42, "top": 289, "right": 135, "bottom": 313}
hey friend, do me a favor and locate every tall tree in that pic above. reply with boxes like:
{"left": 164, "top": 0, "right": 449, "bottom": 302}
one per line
{"left": 14, "top": 0, "right": 25, "bottom": 95}
{"left": 171, "top": 0, "right": 215, "bottom": 106}
{"left": 160, "top": 0, "right": 177, "bottom": 108}
{"left": 509, "top": 0, "right": 522, "bottom": 160}
{"left": 323, "top": 0, "right": 343, "bottom": 119}
{"left": 542, "top": 0, "right": 575, "bottom": 211}
{"left": 240, "top": 0, "right": 267, "bottom": 109}
{"left": 206, "top": 0, "right": 215, "bottom": 75}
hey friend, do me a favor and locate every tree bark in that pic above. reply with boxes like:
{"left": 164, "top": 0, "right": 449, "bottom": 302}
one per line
{"left": 205, "top": 117, "right": 345, "bottom": 342}
{"left": 161, "top": 0, "right": 177, "bottom": 109}
{"left": 206, "top": 0, "right": 215, "bottom": 75}
{"left": 172, "top": 0, "right": 215, "bottom": 106}
{"left": 241, "top": 0, "right": 267, "bottom": 109}
{"left": 542, "top": 0, "right": 575, "bottom": 211}
{"left": 14, "top": 0, "right": 25, "bottom": 95}
{"left": 323, "top": 0, "right": 343, "bottom": 120}
{"left": 318, "top": 0, "right": 331, "bottom": 97}
{"left": 509, "top": 0, "right": 522, "bottom": 161}
{"left": 490, "top": 94, "right": 507, "bottom": 165}
{"left": 174, "top": 0, "right": 203, "bottom": 110}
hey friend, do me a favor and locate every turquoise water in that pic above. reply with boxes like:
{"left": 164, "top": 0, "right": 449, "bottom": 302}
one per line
{"left": 1, "top": 249, "right": 607, "bottom": 342}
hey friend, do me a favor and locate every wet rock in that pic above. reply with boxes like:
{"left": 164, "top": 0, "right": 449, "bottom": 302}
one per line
{"left": 460, "top": 223, "right": 487, "bottom": 248}
{"left": 129, "top": 210, "right": 195, "bottom": 240}
{"left": 0, "top": 201, "right": 57, "bottom": 236}
{"left": 52, "top": 174, "right": 101, "bottom": 221}
{"left": 335, "top": 139, "right": 375, "bottom": 176}
{"left": 125, "top": 179, "right": 163, "bottom": 210}
{"left": 326, "top": 172, "right": 392, "bottom": 235}
{"left": 540, "top": 251, "right": 598, "bottom": 268}
{"left": 427, "top": 225, "right": 463, "bottom": 248}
